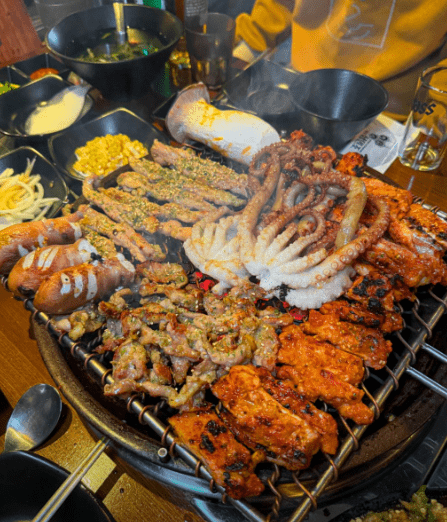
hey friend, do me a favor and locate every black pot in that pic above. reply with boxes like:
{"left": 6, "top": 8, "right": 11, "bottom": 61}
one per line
{"left": 45, "top": 5, "right": 182, "bottom": 100}
{"left": 288, "top": 68, "right": 388, "bottom": 150}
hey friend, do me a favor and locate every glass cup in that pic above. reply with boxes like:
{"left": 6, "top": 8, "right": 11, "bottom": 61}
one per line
{"left": 398, "top": 66, "right": 447, "bottom": 172}
{"left": 184, "top": 12, "right": 236, "bottom": 90}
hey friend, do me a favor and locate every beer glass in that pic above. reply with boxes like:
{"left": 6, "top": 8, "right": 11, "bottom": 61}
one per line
{"left": 399, "top": 66, "right": 447, "bottom": 171}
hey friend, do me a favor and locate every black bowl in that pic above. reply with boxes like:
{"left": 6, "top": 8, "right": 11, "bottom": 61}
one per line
{"left": 288, "top": 68, "right": 388, "bottom": 150}
{"left": 48, "top": 107, "right": 169, "bottom": 182}
{"left": 0, "top": 75, "right": 94, "bottom": 140}
{"left": 0, "top": 146, "right": 68, "bottom": 222}
{"left": 0, "top": 451, "right": 115, "bottom": 522}
{"left": 45, "top": 5, "right": 183, "bottom": 100}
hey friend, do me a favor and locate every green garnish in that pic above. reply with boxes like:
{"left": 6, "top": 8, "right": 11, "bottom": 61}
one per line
{"left": 0, "top": 81, "right": 19, "bottom": 95}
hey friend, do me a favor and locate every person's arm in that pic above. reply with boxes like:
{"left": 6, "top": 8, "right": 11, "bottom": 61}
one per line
{"left": 235, "top": 0, "right": 294, "bottom": 51}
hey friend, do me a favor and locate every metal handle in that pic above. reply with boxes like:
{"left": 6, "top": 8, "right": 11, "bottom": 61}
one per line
{"left": 113, "top": 1, "right": 126, "bottom": 44}
{"left": 32, "top": 437, "right": 109, "bottom": 522}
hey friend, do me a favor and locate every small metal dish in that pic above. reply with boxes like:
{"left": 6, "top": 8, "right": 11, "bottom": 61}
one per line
{"left": 48, "top": 107, "right": 169, "bottom": 182}
{"left": 0, "top": 146, "right": 68, "bottom": 220}
{"left": 12, "top": 53, "right": 69, "bottom": 79}
{"left": 0, "top": 75, "right": 94, "bottom": 140}
{"left": 0, "top": 66, "right": 29, "bottom": 91}
{"left": 288, "top": 68, "right": 389, "bottom": 150}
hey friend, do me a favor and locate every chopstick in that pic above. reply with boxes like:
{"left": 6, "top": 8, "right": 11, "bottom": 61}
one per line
{"left": 32, "top": 437, "right": 109, "bottom": 522}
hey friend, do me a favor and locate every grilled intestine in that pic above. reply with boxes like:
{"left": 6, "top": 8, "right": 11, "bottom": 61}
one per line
{"left": 3, "top": 131, "right": 447, "bottom": 499}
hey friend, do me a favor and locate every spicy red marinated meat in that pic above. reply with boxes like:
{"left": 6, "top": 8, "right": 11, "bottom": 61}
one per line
{"left": 301, "top": 310, "right": 392, "bottom": 370}
{"left": 169, "top": 406, "right": 265, "bottom": 499}
{"left": 278, "top": 325, "right": 364, "bottom": 384}
{"left": 254, "top": 366, "right": 339, "bottom": 454}
{"left": 212, "top": 365, "right": 323, "bottom": 471}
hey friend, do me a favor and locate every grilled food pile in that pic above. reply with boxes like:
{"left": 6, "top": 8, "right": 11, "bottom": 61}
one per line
{"left": 1, "top": 131, "right": 447, "bottom": 500}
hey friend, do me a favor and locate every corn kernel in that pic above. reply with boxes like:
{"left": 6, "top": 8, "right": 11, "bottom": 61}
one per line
{"left": 73, "top": 134, "right": 149, "bottom": 178}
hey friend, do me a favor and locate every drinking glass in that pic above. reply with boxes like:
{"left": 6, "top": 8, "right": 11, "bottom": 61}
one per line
{"left": 184, "top": 12, "right": 235, "bottom": 90}
{"left": 398, "top": 66, "right": 447, "bottom": 172}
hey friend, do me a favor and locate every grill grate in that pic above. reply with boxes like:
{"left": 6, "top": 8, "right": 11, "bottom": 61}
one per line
{"left": 2, "top": 272, "right": 447, "bottom": 522}
{"left": 3, "top": 144, "right": 447, "bottom": 521}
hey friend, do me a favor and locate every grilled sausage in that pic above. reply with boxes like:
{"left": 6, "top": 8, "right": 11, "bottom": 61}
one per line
{"left": 33, "top": 254, "right": 136, "bottom": 315}
{"left": 7, "top": 238, "right": 98, "bottom": 298}
{"left": 0, "top": 212, "right": 83, "bottom": 276}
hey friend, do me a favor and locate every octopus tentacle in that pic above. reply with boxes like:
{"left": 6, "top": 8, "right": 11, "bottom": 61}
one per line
{"left": 184, "top": 207, "right": 250, "bottom": 294}
{"left": 260, "top": 249, "right": 328, "bottom": 291}
{"left": 263, "top": 222, "right": 299, "bottom": 263}
{"left": 278, "top": 248, "right": 328, "bottom": 276}
{"left": 251, "top": 177, "right": 318, "bottom": 265}
{"left": 238, "top": 152, "right": 282, "bottom": 268}
{"left": 271, "top": 211, "right": 326, "bottom": 266}
{"left": 286, "top": 196, "right": 390, "bottom": 289}
{"left": 281, "top": 266, "right": 355, "bottom": 310}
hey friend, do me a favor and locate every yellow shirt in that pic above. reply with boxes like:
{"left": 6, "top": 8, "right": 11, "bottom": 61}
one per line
{"left": 235, "top": 0, "right": 447, "bottom": 81}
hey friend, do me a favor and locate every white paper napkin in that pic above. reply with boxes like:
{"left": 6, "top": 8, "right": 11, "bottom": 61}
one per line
{"left": 340, "top": 113, "right": 405, "bottom": 173}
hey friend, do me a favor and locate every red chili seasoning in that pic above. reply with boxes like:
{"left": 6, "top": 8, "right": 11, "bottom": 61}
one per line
{"left": 29, "top": 68, "right": 59, "bottom": 80}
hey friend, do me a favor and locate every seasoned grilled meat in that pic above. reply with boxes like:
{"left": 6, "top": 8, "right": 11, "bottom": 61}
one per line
{"left": 388, "top": 216, "right": 446, "bottom": 258}
{"left": 363, "top": 237, "right": 447, "bottom": 287}
{"left": 319, "top": 299, "right": 403, "bottom": 334}
{"left": 276, "top": 365, "right": 373, "bottom": 425}
{"left": 118, "top": 171, "right": 216, "bottom": 211}
{"left": 301, "top": 310, "right": 392, "bottom": 370}
{"left": 80, "top": 206, "right": 165, "bottom": 262}
{"left": 169, "top": 406, "right": 265, "bottom": 499}
{"left": 212, "top": 365, "right": 323, "bottom": 471}
{"left": 150, "top": 140, "right": 249, "bottom": 197}
{"left": 405, "top": 203, "right": 447, "bottom": 251}
{"left": 278, "top": 324, "right": 364, "bottom": 385}
{"left": 362, "top": 178, "right": 413, "bottom": 220}
{"left": 336, "top": 152, "right": 367, "bottom": 177}
{"left": 255, "top": 367, "right": 339, "bottom": 454}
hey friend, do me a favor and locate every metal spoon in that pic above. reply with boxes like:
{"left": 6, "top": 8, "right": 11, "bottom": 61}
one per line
{"left": 2, "top": 384, "right": 62, "bottom": 454}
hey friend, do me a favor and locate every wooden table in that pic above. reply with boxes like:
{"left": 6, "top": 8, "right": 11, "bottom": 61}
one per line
{"left": 0, "top": 153, "right": 447, "bottom": 522}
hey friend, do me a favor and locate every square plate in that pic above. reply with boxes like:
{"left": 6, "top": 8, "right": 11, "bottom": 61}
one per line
{"left": 13, "top": 53, "right": 69, "bottom": 78}
{"left": 0, "top": 75, "right": 94, "bottom": 139}
{"left": 0, "top": 146, "right": 68, "bottom": 222}
{"left": 48, "top": 107, "right": 169, "bottom": 181}
{"left": 0, "top": 66, "right": 29, "bottom": 91}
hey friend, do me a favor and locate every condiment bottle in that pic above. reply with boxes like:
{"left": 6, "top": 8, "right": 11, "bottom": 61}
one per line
{"left": 168, "top": 36, "right": 192, "bottom": 90}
